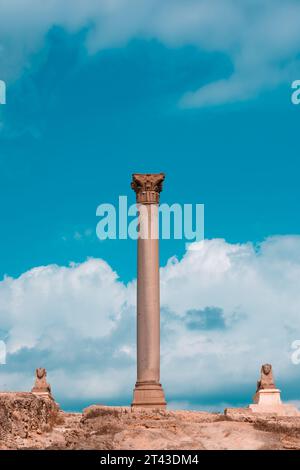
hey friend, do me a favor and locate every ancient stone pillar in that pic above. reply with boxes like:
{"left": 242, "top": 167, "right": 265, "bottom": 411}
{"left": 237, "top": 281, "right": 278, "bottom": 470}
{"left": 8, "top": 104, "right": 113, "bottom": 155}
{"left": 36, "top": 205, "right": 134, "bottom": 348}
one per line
{"left": 131, "top": 173, "right": 167, "bottom": 409}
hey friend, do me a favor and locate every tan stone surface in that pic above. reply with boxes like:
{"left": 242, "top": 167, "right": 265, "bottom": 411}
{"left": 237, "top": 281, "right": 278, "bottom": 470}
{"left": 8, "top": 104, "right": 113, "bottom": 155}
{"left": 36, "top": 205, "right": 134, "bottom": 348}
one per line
{"left": 249, "top": 402, "right": 300, "bottom": 417}
{"left": 131, "top": 173, "right": 166, "bottom": 408}
{"left": 131, "top": 173, "right": 165, "bottom": 204}
{"left": 253, "top": 388, "right": 282, "bottom": 405}
{"left": 0, "top": 392, "right": 59, "bottom": 449}
{"left": 132, "top": 382, "right": 166, "bottom": 409}
{"left": 2, "top": 402, "right": 300, "bottom": 450}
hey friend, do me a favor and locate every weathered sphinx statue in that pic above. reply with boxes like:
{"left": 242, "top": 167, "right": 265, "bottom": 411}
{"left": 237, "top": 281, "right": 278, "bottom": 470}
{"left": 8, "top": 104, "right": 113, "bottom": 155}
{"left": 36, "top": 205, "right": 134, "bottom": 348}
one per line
{"left": 256, "top": 363, "right": 276, "bottom": 392}
{"left": 249, "top": 363, "right": 300, "bottom": 416}
{"left": 31, "top": 368, "right": 52, "bottom": 395}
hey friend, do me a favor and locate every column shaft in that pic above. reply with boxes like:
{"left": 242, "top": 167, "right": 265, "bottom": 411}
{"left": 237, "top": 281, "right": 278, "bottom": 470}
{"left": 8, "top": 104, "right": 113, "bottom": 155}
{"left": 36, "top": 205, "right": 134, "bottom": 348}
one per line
{"left": 131, "top": 173, "right": 166, "bottom": 409}
{"left": 137, "top": 204, "right": 160, "bottom": 383}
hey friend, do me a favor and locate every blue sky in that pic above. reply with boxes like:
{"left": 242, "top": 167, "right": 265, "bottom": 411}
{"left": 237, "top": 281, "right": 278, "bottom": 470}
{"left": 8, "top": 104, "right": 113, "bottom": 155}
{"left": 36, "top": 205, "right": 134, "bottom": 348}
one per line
{"left": 0, "top": 0, "right": 300, "bottom": 411}
{"left": 1, "top": 29, "right": 299, "bottom": 282}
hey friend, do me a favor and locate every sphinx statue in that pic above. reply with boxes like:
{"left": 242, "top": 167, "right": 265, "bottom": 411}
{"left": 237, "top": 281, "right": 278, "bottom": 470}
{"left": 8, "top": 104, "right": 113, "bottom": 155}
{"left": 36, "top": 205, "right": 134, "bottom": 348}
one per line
{"left": 31, "top": 368, "right": 52, "bottom": 396}
{"left": 256, "top": 363, "right": 276, "bottom": 392}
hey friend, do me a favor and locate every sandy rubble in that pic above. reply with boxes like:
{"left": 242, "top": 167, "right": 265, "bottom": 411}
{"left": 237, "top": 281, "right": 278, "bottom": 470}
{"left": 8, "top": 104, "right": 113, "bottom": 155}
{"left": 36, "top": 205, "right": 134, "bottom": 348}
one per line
{"left": 1, "top": 394, "right": 300, "bottom": 450}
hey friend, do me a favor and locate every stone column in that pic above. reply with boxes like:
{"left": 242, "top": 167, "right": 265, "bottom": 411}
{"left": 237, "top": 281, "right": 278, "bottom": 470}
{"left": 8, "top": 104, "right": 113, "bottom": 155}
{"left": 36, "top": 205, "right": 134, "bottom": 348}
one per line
{"left": 131, "top": 173, "right": 167, "bottom": 409}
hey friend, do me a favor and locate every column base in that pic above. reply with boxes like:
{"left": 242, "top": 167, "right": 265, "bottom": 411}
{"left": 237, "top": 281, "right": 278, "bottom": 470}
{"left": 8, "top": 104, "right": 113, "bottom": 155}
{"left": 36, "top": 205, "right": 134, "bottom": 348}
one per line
{"left": 131, "top": 381, "right": 166, "bottom": 409}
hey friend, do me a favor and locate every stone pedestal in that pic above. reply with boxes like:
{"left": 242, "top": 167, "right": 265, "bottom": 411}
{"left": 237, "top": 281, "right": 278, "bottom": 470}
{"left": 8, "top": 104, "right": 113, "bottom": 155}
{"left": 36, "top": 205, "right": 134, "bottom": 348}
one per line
{"left": 253, "top": 388, "right": 282, "bottom": 406}
{"left": 132, "top": 382, "right": 166, "bottom": 408}
{"left": 249, "top": 389, "right": 300, "bottom": 416}
{"left": 131, "top": 173, "right": 166, "bottom": 409}
{"left": 31, "top": 390, "right": 52, "bottom": 399}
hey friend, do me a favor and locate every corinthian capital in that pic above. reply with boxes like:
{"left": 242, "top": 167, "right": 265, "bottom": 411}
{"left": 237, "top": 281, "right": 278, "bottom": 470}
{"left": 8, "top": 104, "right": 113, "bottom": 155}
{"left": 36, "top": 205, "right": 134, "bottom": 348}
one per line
{"left": 131, "top": 173, "right": 165, "bottom": 204}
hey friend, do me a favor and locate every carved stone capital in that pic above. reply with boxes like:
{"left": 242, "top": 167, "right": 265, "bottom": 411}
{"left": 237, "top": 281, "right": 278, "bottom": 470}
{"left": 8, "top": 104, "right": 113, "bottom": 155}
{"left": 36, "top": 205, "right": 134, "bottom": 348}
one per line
{"left": 131, "top": 173, "right": 165, "bottom": 204}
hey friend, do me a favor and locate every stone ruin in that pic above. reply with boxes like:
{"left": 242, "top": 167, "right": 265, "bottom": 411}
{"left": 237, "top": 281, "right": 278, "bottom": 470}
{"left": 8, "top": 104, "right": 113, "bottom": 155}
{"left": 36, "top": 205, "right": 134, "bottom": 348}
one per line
{"left": 249, "top": 363, "right": 300, "bottom": 416}
{"left": 31, "top": 368, "right": 53, "bottom": 399}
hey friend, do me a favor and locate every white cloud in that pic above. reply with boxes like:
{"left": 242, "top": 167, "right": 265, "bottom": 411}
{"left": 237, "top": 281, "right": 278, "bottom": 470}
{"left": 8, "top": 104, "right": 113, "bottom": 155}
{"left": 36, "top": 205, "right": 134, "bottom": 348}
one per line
{"left": 160, "top": 237, "right": 300, "bottom": 401}
{"left": 0, "top": 258, "right": 128, "bottom": 352}
{"left": 0, "top": 235, "right": 300, "bottom": 408}
{"left": 1, "top": 0, "right": 300, "bottom": 105}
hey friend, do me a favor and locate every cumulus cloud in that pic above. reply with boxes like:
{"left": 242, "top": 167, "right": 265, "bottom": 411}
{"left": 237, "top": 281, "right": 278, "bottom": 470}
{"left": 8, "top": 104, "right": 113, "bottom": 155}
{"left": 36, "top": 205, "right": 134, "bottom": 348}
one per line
{"left": 1, "top": 0, "right": 300, "bottom": 105}
{"left": 160, "top": 236, "right": 300, "bottom": 404}
{"left": 0, "top": 258, "right": 128, "bottom": 352}
{"left": 0, "top": 236, "right": 300, "bottom": 410}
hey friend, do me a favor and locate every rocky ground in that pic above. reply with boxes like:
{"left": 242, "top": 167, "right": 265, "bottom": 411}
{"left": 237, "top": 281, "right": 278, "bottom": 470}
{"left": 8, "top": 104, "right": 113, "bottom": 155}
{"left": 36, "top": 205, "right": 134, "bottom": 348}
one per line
{"left": 1, "top": 393, "right": 300, "bottom": 450}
